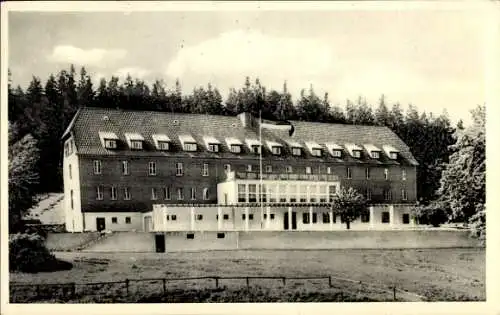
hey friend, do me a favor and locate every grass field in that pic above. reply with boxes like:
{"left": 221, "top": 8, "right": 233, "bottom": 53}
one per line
{"left": 10, "top": 248, "right": 485, "bottom": 302}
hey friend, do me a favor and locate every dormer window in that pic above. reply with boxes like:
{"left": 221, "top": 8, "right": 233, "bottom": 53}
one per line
{"left": 104, "top": 139, "right": 117, "bottom": 149}
{"left": 271, "top": 147, "right": 281, "bottom": 155}
{"left": 245, "top": 139, "right": 262, "bottom": 155}
{"left": 345, "top": 143, "right": 363, "bottom": 158}
{"left": 266, "top": 140, "right": 283, "bottom": 156}
{"left": 390, "top": 152, "right": 398, "bottom": 159}
{"left": 312, "top": 148, "right": 322, "bottom": 157}
{"left": 203, "top": 136, "right": 221, "bottom": 153}
{"left": 383, "top": 145, "right": 400, "bottom": 160}
{"left": 352, "top": 150, "right": 361, "bottom": 158}
{"left": 363, "top": 144, "right": 382, "bottom": 159}
{"left": 124, "top": 133, "right": 145, "bottom": 150}
{"left": 99, "top": 131, "right": 119, "bottom": 150}
{"left": 179, "top": 134, "right": 197, "bottom": 152}
{"left": 230, "top": 145, "right": 241, "bottom": 153}
{"left": 292, "top": 147, "right": 301, "bottom": 156}
{"left": 152, "top": 134, "right": 171, "bottom": 151}
{"left": 208, "top": 144, "right": 219, "bottom": 152}
{"left": 326, "top": 143, "right": 343, "bottom": 158}
{"left": 332, "top": 150, "right": 342, "bottom": 158}
{"left": 131, "top": 140, "right": 143, "bottom": 150}
{"left": 252, "top": 145, "right": 261, "bottom": 154}
{"left": 372, "top": 151, "right": 380, "bottom": 159}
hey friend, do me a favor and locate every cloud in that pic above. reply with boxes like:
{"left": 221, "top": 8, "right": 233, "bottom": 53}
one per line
{"left": 48, "top": 45, "right": 127, "bottom": 66}
{"left": 114, "top": 67, "right": 151, "bottom": 80}
{"left": 165, "top": 29, "right": 335, "bottom": 91}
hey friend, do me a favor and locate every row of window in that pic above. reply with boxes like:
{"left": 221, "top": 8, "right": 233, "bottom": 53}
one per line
{"left": 90, "top": 160, "right": 407, "bottom": 180}
{"left": 164, "top": 212, "right": 412, "bottom": 224}
{"left": 109, "top": 217, "right": 132, "bottom": 224}
{"left": 95, "top": 186, "right": 210, "bottom": 201}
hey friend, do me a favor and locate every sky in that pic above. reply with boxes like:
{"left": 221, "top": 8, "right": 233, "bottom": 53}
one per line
{"left": 7, "top": 3, "right": 495, "bottom": 125}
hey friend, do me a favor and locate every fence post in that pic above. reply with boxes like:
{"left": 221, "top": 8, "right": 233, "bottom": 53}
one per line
{"left": 328, "top": 276, "right": 332, "bottom": 288}
{"left": 246, "top": 277, "right": 250, "bottom": 290}
{"left": 215, "top": 277, "right": 219, "bottom": 289}
{"left": 125, "top": 279, "right": 129, "bottom": 296}
{"left": 282, "top": 277, "right": 286, "bottom": 286}
{"left": 162, "top": 279, "right": 166, "bottom": 295}
{"left": 393, "top": 286, "right": 396, "bottom": 301}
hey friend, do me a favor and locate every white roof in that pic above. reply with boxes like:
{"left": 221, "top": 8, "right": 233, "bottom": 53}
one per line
{"left": 203, "top": 136, "right": 221, "bottom": 144}
{"left": 285, "top": 140, "right": 303, "bottom": 148}
{"left": 124, "top": 132, "right": 144, "bottom": 141}
{"left": 179, "top": 134, "right": 196, "bottom": 144}
{"left": 305, "top": 141, "right": 323, "bottom": 154}
{"left": 266, "top": 140, "right": 282, "bottom": 150}
{"left": 226, "top": 137, "right": 243, "bottom": 146}
{"left": 152, "top": 134, "right": 171, "bottom": 142}
{"left": 98, "top": 131, "right": 119, "bottom": 140}
{"left": 325, "top": 143, "right": 343, "bottom": 156}
{"left": 245, "top": 138, "right": 262, "bottom": 148}
{"left": 383, "top": 145, "right": 399, "bottom": 158}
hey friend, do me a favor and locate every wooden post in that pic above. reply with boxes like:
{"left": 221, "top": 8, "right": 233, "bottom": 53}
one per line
{"left": 393, "top": 286, "right": 396, "bottom": 300}
{"left": 215, "top": 277, "right": 219, "bottom": 289}
{"left": 162, "top": 279, "right": 166, "bottom": 295}
{"left": 246, "top": 277, "right": 250, "bottom": 290}
{"left": 328, "top": 276, "right": 332, "bottom": 288}
{"left": 125, "top": 279, "right": 129, "bottom": 296}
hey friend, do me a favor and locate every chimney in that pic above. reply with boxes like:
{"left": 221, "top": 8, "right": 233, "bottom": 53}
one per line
{"left": 237, "top": 112, "right": 257, "bottom": 129}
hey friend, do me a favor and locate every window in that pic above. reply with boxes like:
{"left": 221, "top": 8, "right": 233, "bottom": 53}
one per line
{"left": 151, "top": 188, "right": 158, "bottom": 200}
{"left": 303, "top": 213, "right": 310, "bottom": 224}
{"left": 124, "top": 187, "right": 131, "bottom": 200}
{"left": 230, "top": 145, "right": 241, "bottom": 153}
{"left": 217, "top": 232, "right": 225, "bottom": 239}
{"left": 270, "top": 214, "right": 275, "bottom": 220}
{"left": 402, "top": 189, "right": 408, "bottom": 200}
{"left": 333, "top": 214, "right": 337, "bottom": 223}
{"left": 366, "top": 188, "right": 372, "bottom": 200}
{"left": 332, "top": 150, "right": 342, "bottom": 158}
{"left": 104, "top": 139, "right": 117, "bottom": 149}
{"left": 365, "top": 168, "right": 371, "bottom": 179}
{"left": 203, "top": 188, "right": 209, "bottom": 200}
{"left": 196, "top": 214, "right": 203, "bottom": 221}
{"left": 252, "top": 145, "right": 261, "bottom": 154}
{"left": 184, "top": 143, "right": 197, "bottom": 151}
{"left": 69, "top": 164, "right": 72, "bottom": 179}
{"left": 191, "top": 187, "right": 196, "bottom": 200}
{"left": 223, "top": 164, "right": 231, "bottom": 173}
{"left": 327, "top": 167, "right": 331, "bottom": 174}
{"left": 266, "top": 165, "right": 272, "bottom": 173}
{"left": 159, "top": 141, "right": 169, "bottom": 151}
{"left": 125, "top": 217, "right": 131, "bottom": 224}
{"left": 384, "top": 189, "right": 392, "bottom": 200}
{"left": 122, "top": 161, "right": 129, "bottom": 175}
{"left": 306, "top": 166, "right": 312, "bottom": 174}
{"left": 249, "top": 184, "right": 257, "bottom": 202}
{"left": 187, "top": 233, "right": 194, "bottom": 239}
{"left": 176, "top": 163, "right": 183, "bottom": 176}
{"left": 171, "top": 214, "right": 177, "bottom": 221}
{"left": 285, "top": 165, "right": 293, "bottom": 173}
{"left": 177, "top": 188, "right": 184, "bottom": 200}
{"left": 402, "top": 213, "right": 410, "bottom": 224}
{"left": 361, "top": 212, "right": 370, "bottom": 223}
{"left": 112, "top": 217, "right": 117, "bottom": 224}
{"left": 208, "top": 144, "right": 219, "bottom": 152}
{"left": 322, "top": 213, "right": 330, "bottom": 223}
{"left": 346, "top": 167, "right": 352, "bottom": 179}
{"left": 292, "top": 147, "right": 301, "bottom": 156}
{"left": 238, "top": 184, "right": 247, "bottom": 203}
{"left": 372, "top": 151, "right": 380, "bottom": 159}
{"left": 70, "top": 190, "right": 74, "bottom": 209}
{"left": 312, "top": 148, "right": 322, "bottom": 157}
{"left": 111, "top": 186, "right": 117, "bottom": 200}
{"left": 329, "top": 185, "right": 337, "bottom": 202}
{"left": 148, "top": 162, "right": 156, "bottom": 176}
{"left": 402, "top": 168, "right": 407, "bottom": 181}
{"left": 96, "top": 186, "right": 103, "bottom": 200}
{"left": 312, "top": 213, "right": 317, "bottom": 223}
{"left": 249, "top": 214, "right": 254, "bottom": 220}
{"left": 384, "top": 168, "right": 389, "bottom": 180}
{"left": 131, "top": 140, "right": 143, "bottom": 150}
{"left": 223, "top": 214, "right": 229, "bottom": 220}
{"left": 382, "top": 211, "right": 390, "bottom": 223}
{"left": 271, "top": 147, "right": 281, "bottom": 155}
{"left": 247, "top": 165, "right": 253, "bottom": 172}
{"left": 353, "top": 150, "right": 361, "bottom": 158}
{"left": 93, "top": 160, "right": 101, "bottom": 175}
{"left": 202, "top": 163, "right": 209, "bottom": 176}
{"left": 390, "top": 152, "right": 398, "bottom": 159}
{"left": 164, "top": 187, "right": 171, "bottom": 200}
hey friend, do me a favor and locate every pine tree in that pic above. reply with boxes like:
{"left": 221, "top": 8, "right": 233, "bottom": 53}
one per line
{"left": 375, "top": 94, "right": 390, "bottom": 126}
{"left": 77, "top": 67, "right": 94, "bottom": 107}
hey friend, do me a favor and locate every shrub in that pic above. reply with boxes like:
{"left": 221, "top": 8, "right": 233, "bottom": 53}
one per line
{"left": 412, "top": 202, "right": 449, "bottom": 227}
{"left": 468, "top": 205, "right": 485, "bottom": 243}
{"left": 9, "top": 233, "right": 72, "bottom": 273}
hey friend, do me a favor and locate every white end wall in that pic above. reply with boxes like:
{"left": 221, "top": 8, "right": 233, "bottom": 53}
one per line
{"left": 62, "top": 139, "right": 83, "bottom": 232}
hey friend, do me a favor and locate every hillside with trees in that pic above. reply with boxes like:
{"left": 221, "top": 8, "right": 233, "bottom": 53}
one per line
{"left": 8, "top": 65, "right": 485, "bottom": 237}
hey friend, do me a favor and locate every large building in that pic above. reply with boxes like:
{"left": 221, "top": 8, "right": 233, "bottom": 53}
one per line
{"left": 62, "top": 107, "right": 419, "bottom": 233}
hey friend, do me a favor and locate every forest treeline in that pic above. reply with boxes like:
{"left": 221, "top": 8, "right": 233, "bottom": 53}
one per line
{"left": 8, "top": 65, "right": 458, "bottom": 204}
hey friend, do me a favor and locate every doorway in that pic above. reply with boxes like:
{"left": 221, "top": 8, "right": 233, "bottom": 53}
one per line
{"left": 283, "top": 211, "right": 297, "bottom": 230}
{"left": 155, "top": 234, "right": 165, "bottom": 253}
{"left": 96, "top": 217, "right": 105, "bottom": 232}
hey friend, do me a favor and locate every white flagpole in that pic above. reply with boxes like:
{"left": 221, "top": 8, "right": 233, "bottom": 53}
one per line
{"left": 259, "top": 110, "right": 264, "bottom": 229}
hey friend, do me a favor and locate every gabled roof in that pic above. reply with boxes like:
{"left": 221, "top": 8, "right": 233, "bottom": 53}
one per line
{"left": 305, "top": 141, "right": 323, "bottom": 155}
{"left": 285, "top": 140, "right": 303, "bottom": 148}
{"left": 64, "top": 107, "right": 418, "bottom": 165}
{"left": 179, "top": 134, "right": 196, "bottom": 144}
{"left": 245, "top": 138, "right": 261, "bottom": 149}
{"left": 363, "top": 144, "right": 382, "bottom": 158}
{"left": 344, "top": 143, "right": 363, "bottom": 157}
{"left": 325, "top": 143, "right": 343, "bottom": 156}
{"left": 152, "top": 134, "right": 170, "bottom": 142}
{"left": 98, "top": 131, "right": 119, "bottom": 140}
{"left": 124, "top": 132, "right": 144, "bottom": 141}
